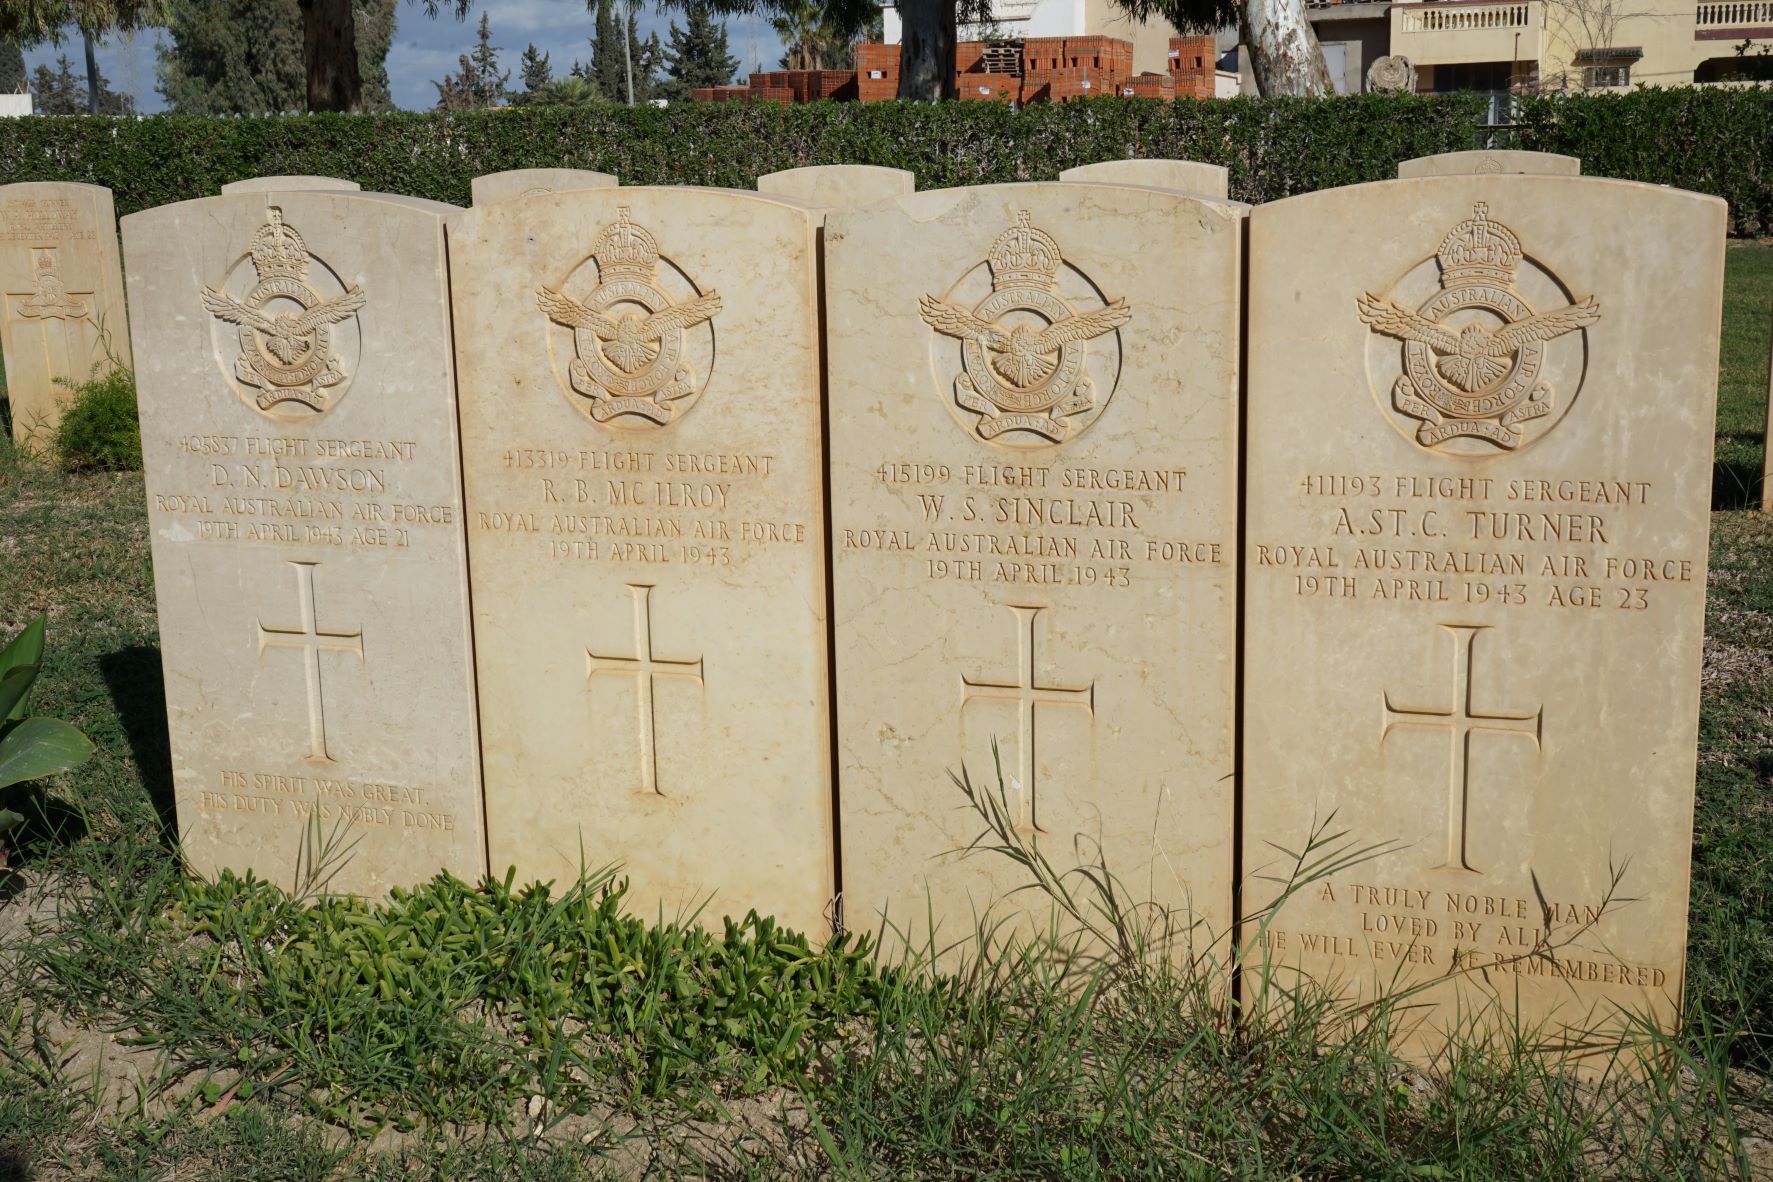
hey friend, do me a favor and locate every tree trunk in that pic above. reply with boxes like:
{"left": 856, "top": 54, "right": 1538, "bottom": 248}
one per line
{"left": 1239, "top": 0, "right": 1334, "bottom": 97}
{"left": 622, "top": 0, "right": 635, "bottom": 104}
{"left": 896, "top": 0, "right": 955, "bottom": 101}
{"left": 299, "top": 0, "right": 364, "bottom": 113}
{"left": 82, "top": 30, "right": 98, "bottom": 115}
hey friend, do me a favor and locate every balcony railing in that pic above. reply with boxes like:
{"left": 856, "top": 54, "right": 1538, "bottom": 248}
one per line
{"left": 1695, "top": 0, "right": 1773, "bottom": 24}
{"left": 1397, "top": 2, "right": 1534, "bottom": 32}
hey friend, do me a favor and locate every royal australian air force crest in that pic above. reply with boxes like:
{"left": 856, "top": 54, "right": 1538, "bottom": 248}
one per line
{"left": 1359, "top": 202, "right": 1600, "bottom": 452}
{"left": 202, "top": 207, "right": 365, "bottom": 416}
{"left": 536, "top": 207, "right": 721, "bottom": 428}
{"left": 921, "top": 211, "right": 1130, "bottom": 447}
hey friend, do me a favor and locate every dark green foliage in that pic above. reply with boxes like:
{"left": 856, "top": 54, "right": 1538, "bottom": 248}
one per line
{"left": 517, "top": 41, "right": 550, "bottom": 93}
{"left": 157, "top": 0, "right": 397, "bottom": 115}
{"left": 1512, "top": 87, "right": 1773, "bottom": 235}
{"left": 0, "top": 92, "right": 1485, "bottom": 210}
{"left": 662, "top": 1, "right": 740, "bottom": 99}
{"left": 29, "top": 51, "right": 130, "bottom": 114}
{"left": 585, "top": 3, "right": 663, "bottom": 105}
{"left": 0, "top": 90, "right": 1762, "bottom": 227}
{"left": 54, "top": 366, "right": 140, "bottom": 471}
{"left": 0, "top": 40, "right": 25, "bottom": 93}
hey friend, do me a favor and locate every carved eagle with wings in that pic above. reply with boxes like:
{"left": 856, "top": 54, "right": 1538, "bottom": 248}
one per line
{"left": 918, "top": 293, "right": 1132, "bottom": 389}
{"left": 201, "top": 285, "right": 367, "bottom": 367}
{"left": 1356, "top": 292, "right": 1601, "bottom": 394}
{"left": 536, "top": 286, "right": 723, "bottom": 375}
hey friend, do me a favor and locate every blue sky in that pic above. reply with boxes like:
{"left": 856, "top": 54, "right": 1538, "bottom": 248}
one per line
{"left": 21, "top": 0, "right": 788, "bottom": 113}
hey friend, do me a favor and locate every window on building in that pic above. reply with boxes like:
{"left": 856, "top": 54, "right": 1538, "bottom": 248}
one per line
{"left": 1582, "top": 63, "right": 1630, "bottom": 86}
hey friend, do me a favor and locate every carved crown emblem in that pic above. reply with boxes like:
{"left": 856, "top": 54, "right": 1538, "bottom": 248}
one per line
{"left": 248, "top": 207, "right": 313, "bottom": 282}
{"left": 921, "top": 210, "right": 1130, "bottom": 447}
{"left": 1358, "top": 202, "right": 1599, "bottom": 452}
{"left": 203, "top": 206, "right": 365, "bottom": 415}
{"left": 1435, "top": 202, "right": 1522, "bottom": 286}
{"left": 987, "top": 211, "right": 1062, "bottom": 291}
{"left": 589, "top": 207, "right": 660, "bottom": 281}
{"left": 537, "top": 208, "right": 720, "bottom": 428}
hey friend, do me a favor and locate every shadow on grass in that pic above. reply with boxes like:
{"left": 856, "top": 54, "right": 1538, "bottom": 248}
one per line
{"left": 3, "top": 782, "right": 89, "bottom": 860}
{"left": 98, "top": 645, "right": 177, "bottom": 847}
{"left": 1714, "top": 456, "right": 1765, "bottom": 510}
{"left": 0, "top": 1146, "right": 30, "bottom": 1182}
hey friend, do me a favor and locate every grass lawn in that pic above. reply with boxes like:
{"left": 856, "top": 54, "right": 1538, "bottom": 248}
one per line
{"left": 0, "top": 244, "right": 1770, "bottom": 1181}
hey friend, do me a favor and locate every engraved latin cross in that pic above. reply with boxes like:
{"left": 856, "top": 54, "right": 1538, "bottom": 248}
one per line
{"left": 257, "top": 560, "right": 364, "bottom": 763}
{"left": 587, "top": 583, "right": 704, "bottom": 797}
{"left": 962, "top": 605, "right": 1095, "bottom": 835}
{"left": 1382, "top": 623, "right": 1542, "bottom": 873}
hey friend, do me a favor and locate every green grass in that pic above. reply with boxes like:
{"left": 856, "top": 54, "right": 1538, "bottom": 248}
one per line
{"left": 1, "top": 247, "right": 1772, "bottom": 1180}
{"left": 1717, "top": 242, "right": 1773, "bottom": 508}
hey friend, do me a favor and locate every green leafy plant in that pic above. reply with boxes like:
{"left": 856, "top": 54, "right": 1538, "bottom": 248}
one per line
{"left": 0, "top": 615, "right": 96, "bottom": 868}
{"left": 55, "top": 365, "right": 141, "bottom": 472}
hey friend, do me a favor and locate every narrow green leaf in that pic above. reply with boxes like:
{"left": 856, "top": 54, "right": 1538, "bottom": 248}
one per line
{"left": 0, "top": 717, "right": 96, "bottom": 789}
{"left": 0, "top": 617, "right": 45, "bottom": 720}
{"left": 0, "top": 664, "right": 39, "bottom": 723}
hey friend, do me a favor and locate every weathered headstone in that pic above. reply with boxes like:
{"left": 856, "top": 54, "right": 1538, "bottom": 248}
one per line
{"left": 1243, "top": 177, "right": 1722, "bottom": 1051}
{"left": 123, "top": 191, "right": 485, "bottom": 896}
{"left": 449, "top": 188, "right": 833, "bottom": 933}
{"left": 756, "top": 165, "right": 914, "bottom": 207}
{"left": 826, "top": 183, "right": 1242, "bottom": 953}
{"left": 0, "top": 182, "right": 132, "bottom": 451}
{"left": 1059, "top": 160, "right": 1230, "bottom": 200}
{"left": 221, "top": 176, "right": 363, "bottom": 194}
{"left": 1398, "top": 151, "right": 1580, "bottom": 179}
{"left": 470, "top": 169, "right": 618, "bottom": 206}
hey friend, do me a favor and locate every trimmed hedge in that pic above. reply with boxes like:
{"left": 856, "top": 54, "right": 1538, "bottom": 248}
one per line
{"left": 0, "top": 88, "right": 1765, "bottom": 231}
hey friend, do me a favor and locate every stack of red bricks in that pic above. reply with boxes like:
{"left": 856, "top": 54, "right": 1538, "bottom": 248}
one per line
{"left": 857, "top": 43, "right": 899, "bottom": 100}
{"left": 1114, "top": 73, "right": 1176, "bottom": 100}
{"left": 1019, "top": 35, "right": 1132, "bottom": 102}
{"left": 690, "top": 84, "right": 752, "bottom": 103}
{"left": 951, "top": 41, "right": 1017, "bottom": 102}
{"left": 688, "top": 35, "right": 1215, "bottom": 104}
{"left": 1165, "top": 35, "right": 1217, "bottom": 100}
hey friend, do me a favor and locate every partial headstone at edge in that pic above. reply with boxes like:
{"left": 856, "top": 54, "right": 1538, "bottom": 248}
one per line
{"left": 1242, "top": 175, "right": 1723, "bottom": 1060}
{"left": 469, "top": 169, "right": 617, "bottom": 206}
{"left": 756, "top": 165, "right": 914, "bottom": 207}
{"left": 124, "top": 190, "right": 486, "bottom": 897}
{"left": 0, "top": 181, "right": 133, "bottom": 452}
{"left": 1059, "top": 159, "right": 1230, "bottom": 200}
{"left": 221, "top": 176, "right": 362, "bottom": 194}
{"left": 1398, "top": 150, "right": 1581, "bottom": 179}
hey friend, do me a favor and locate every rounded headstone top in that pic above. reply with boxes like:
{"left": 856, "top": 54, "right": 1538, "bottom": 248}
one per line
{"left": 1058, "top": 159, "right": 1230, "bottom": 200}
{"left": 220, "top": 175, "right": 361, "bottom": 194}
{"left": 1397, "top": 150, "right": 1582, "bottom": 179}
{"left": 756, "top": 165, "right": 915, "bottom": 208}
{"left": 469, "top": 168, "right": 619, "bottom": 206}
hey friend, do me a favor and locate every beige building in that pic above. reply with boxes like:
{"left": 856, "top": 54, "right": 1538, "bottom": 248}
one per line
{"left": 1310, "top": 0, "right": 1773, "bottom": 101}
